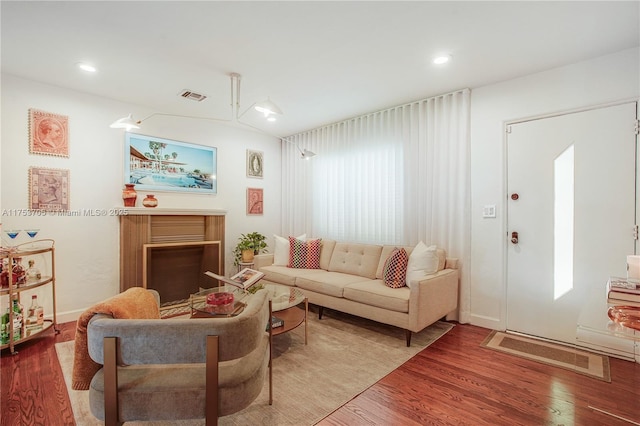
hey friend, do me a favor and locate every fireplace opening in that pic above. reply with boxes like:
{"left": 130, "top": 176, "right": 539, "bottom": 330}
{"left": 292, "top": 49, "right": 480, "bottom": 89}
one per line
{"left": 143, "top": 241, "right": 221, "bottom": 307}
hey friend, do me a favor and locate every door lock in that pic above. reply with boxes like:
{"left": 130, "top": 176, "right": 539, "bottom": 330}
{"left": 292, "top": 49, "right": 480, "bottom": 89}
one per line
{"left": 511, "top": 231, "right": 519, "bottom": 244}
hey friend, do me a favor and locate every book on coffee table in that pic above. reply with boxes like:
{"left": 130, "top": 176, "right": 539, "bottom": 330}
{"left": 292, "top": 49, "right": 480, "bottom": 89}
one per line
{"left": 205, "top": 268, "right": 265, "bottom": 290}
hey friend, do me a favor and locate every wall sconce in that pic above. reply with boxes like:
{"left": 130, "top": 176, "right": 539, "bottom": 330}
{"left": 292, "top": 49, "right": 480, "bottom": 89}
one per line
{"left": 109, "top": 113, "right": 140, "bottom": 130}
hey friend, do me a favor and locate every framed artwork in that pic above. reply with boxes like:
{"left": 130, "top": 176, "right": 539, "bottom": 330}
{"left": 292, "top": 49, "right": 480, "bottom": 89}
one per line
{"left": 124, "top": 132, "right": 217, "bottom": 194}
{"left": 29, "top": 167, "right": 70, "bottom": 211}
{"left": 247, "top": 188, "right": 263, "bottom": 215}
{"left": 29, "top": 109, "right": 69, "bottom": 157}
{"left": 246, "top": 150, "right": 264, "bottom": 178}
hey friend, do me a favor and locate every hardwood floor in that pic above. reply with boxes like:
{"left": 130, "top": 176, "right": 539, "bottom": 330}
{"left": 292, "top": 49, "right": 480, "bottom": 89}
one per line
{"left": 1, "top": 321, "right": 639, "bottom": 425}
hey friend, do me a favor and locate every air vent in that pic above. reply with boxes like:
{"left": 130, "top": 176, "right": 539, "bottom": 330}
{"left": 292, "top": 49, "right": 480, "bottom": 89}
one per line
{"left": 178, "top": 90, "right": 207, "bottom": 102}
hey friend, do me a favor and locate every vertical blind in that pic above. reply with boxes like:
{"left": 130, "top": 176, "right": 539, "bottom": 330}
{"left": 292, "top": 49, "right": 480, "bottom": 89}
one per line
{"left": 282, "top": 88, "right": 471, "bottom": 322}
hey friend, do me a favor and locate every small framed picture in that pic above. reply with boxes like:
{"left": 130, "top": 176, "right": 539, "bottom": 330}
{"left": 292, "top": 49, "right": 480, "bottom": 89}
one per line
{"left": 29, "top": 109, "right": 69, "bottom": 157}
{"left": 247, "top": 188, "right": 263, "bottom": 215}
{"left": 247, "top": 150, "right": 263, "bottom": 178}
{"left": 29, "top": 167, "right": 70, "bottom": 211}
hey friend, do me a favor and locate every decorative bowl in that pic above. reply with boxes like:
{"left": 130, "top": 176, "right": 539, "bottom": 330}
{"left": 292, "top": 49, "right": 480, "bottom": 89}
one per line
{"left": 206, "top": 291, "right": 235, "bottom": 314}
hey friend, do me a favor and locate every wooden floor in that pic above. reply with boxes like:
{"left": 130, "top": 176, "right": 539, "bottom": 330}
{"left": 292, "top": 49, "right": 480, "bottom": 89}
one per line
{"left": 1, "top": 321, "right": 639, "bottom": 426}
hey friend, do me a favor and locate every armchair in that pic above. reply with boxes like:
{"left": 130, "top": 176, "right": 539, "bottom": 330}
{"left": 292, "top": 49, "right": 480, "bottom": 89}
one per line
{"left": 86, "top": 288, "right": 272, "bottom": 426}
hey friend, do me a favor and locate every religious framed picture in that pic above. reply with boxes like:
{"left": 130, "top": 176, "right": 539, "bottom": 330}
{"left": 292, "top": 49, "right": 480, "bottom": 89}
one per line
{"left": 29, "top": 167, "right": 70, "bottom": 211}
{"left": 29, "top": 109, "right": 70, "bottom": 157}
{"left": 247, "top": 188, "right": 263, "bottom": 215}
{"left": 124, "top": 132, "right": 217, "bottom": 194}
{"left": 246, "top": 150, "right": 263, "bottom": 178}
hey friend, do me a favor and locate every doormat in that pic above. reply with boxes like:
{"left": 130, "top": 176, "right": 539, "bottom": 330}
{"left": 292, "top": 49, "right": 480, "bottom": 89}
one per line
{"left": 481, "top": 330, "right": 611, "bottom": 382}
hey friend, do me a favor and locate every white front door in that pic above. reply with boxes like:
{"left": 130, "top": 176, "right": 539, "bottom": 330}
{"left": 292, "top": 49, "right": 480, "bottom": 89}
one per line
{"left": 506, "top": 102, "right": 637, "bottom": 345}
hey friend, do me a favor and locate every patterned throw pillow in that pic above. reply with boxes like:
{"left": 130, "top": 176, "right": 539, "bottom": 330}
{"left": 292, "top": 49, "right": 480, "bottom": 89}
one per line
{"left": 273, "top": 234, "right": 306, "bottom": 266}
{"left": 288, "top": 237, "right": 322, "bottom": 269}
{"left": 383, "top": 247, "right": 409, "bottom": 288}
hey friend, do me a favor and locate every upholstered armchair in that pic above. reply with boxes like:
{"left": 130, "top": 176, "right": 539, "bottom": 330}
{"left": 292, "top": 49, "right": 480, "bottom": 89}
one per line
{"left": 86, "top": 288, "right": 272, "bottom": 426}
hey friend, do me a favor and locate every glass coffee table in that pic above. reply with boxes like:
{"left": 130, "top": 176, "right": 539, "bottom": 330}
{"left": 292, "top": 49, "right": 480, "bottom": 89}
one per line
{"left": 190, "top": 283, "right": 308, "bottom": 344}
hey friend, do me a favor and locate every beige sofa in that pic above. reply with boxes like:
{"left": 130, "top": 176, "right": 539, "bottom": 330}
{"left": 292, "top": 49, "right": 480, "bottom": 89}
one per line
{"left": 254, "top": 240, "right": 459, "bottom": 346}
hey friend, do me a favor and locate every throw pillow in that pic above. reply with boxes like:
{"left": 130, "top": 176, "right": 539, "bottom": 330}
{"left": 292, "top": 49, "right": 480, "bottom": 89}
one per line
{"left": 273, "top": 233, "right": 306, "bottom": 266}
{"left": 405, "top": 241, "right": 439, "bottom": 288}
{"left": 288, "top": 237, "right": 322, "bottom": 269}
{"left": 383, "top": 247, "right": 409, "bottom": 288}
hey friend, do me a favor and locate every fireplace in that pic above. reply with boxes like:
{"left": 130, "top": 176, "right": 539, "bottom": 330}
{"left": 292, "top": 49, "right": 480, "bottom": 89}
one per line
{"left": 143, "top": 241, "right": 221, "bottom": 306}
{"left": 119, "top": 208, "right": 226, "bottom": 304}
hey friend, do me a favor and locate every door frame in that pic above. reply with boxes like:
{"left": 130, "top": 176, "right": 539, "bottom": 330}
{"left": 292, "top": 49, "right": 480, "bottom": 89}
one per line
{"left": 500, "top": 98, "right": 640, "bottom": 332}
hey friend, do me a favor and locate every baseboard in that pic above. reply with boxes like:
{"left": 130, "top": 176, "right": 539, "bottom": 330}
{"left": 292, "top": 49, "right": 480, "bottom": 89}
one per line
{"left": 54, "top": 309, "right": 83, "bottom": 325}
{"left": 469, "top": 313, "right": 503, "bottom": 330}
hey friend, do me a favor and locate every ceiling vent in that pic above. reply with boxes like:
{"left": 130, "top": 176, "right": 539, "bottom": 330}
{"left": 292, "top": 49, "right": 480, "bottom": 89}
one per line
{"left": 178, "top": 90, "right": 207, "bottom": 102}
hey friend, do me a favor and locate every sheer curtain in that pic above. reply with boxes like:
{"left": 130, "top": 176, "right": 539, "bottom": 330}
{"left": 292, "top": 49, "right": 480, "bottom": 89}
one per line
{"left": 282, "top": 89, "right": 470, "bottom": 323}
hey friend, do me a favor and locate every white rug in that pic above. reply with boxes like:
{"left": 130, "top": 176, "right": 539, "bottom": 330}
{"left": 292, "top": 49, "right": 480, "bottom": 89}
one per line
{"left": 56, "top": 310, "right": 454, "bottom": 425}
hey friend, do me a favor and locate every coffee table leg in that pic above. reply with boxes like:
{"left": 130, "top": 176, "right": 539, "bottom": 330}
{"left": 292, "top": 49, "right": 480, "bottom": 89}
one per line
{"left": 304, "top": 297, "right": 308, "bottom": 345}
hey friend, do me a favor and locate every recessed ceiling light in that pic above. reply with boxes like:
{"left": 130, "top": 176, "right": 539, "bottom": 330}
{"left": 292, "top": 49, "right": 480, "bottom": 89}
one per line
{"left": 432, "top": 55, "right": 451, "bottom": 65}
{"left": 77, "top": 62, "right": 97, "bottom": 73}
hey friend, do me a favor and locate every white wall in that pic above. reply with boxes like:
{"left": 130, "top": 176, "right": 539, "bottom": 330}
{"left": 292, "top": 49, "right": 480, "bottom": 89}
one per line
{"left": 1, "top": 74, "right": 282, "bottom": 323}
{"left": 469, "top": 47, "right": 640, "bottom": 330}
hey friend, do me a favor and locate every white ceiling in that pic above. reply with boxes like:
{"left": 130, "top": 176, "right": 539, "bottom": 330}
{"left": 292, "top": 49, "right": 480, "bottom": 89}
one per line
{"left": 2, "top": 1, "right": 638, "bottom": 137}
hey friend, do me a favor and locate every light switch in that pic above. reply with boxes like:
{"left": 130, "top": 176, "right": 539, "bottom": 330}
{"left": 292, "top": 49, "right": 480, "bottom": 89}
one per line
{"left": 482, "top": 205, "right": 496, "bottom": 218}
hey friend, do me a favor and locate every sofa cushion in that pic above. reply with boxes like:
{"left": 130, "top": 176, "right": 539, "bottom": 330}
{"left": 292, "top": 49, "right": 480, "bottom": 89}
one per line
{"left": 376, "top": 243, "right": 446, "bottom": 279}
{"left": 343, "top": 280, "right": 410, "bottom": 313}
{"left": 273, "top": 234, "right": 305, "bottom": 266}
{"left": 376, "top": 245, "right": 413, "bottom": 279}
{"left": 260, "top": 265, "right": 318, "bottom": 287}
{"left": 319, "top": 239, "right": 336, "bottom": 270}
{"left": 289, "top": 237, "right": 322, "bottom": 269}
{"left": 295, "top": 271, "right": 369, "bottom": 298}
{"left": 382, "top": 247, "right": 409, "bottom": 288}
{"left": 405, "top": 242, "right": 439, "bottom": 288}
{"left": 328, "top": 243, "right": 382, "bottom": 279}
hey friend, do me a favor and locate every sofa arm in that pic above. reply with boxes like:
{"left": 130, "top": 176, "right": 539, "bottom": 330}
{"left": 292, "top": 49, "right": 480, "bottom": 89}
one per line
{"left": 408, "top": 269, "right": 459, "bottom": 332}
{"left": 254, "top": 253, "right": 274, "bottom": 270}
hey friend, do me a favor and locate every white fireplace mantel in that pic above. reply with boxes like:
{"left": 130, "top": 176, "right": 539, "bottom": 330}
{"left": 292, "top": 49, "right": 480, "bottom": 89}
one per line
{"left": 118, "top": 207, "right": 227, "bottom": 216}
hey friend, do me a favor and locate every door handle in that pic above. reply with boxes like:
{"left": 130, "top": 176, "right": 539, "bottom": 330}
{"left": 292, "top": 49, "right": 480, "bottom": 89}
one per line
{"left": 511, "top": 232, "right": 519, "bottom": 244}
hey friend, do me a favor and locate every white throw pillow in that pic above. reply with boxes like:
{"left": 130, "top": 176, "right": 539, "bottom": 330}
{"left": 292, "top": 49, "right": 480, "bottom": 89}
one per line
{"left": 273, "top": 234, "right": 306, "bottom": 266}
{"left": 405, "top": 241, "right": 439, "bottom": 288}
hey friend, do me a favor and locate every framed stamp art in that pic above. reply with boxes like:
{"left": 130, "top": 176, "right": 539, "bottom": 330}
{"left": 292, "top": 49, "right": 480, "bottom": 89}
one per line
{"left": 124, "top": 132, "right": 217, "bottom": 194}
{"left": 247, "top": 188, "right": 263, "bottom": 215}
{"left": 29, "top": 167, "right": 70, "bottom": 211}
{"left": 246, "top": 150, "right": 263, "bottom": 178}
{"left": 29, "top": 109, "right": 69, "bottom": 157}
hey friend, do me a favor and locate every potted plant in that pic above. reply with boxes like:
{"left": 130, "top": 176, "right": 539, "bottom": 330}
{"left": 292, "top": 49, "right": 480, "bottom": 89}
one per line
{"left": 233, "top": 232, "right": 268, "bottom": 266}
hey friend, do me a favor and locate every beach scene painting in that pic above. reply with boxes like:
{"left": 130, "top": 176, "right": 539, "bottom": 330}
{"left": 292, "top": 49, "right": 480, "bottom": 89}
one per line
{"left": 125, "top": 133, "right": 217, "bottom": 194}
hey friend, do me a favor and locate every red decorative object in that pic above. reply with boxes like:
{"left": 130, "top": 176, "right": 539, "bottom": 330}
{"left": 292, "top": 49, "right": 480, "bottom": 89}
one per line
{"left": 142, "top": 194, "right": 158, "bottom": 208}
{"left": 206, "top": 292, "right": 235, "bottom": 314}
{"left": 122, "top": 184, "right": 137, "bottom": 207}
{"left": 608, "top": 305, "right": 640, "bottom": 331}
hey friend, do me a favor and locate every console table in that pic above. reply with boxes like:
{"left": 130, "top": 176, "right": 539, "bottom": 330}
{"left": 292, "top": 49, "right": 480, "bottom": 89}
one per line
{"left": 577, "top": 286, "right": 638, "bottom": 361}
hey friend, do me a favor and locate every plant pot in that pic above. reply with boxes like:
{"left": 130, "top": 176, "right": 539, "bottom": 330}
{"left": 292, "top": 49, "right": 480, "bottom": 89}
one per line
{"left": 241, "top": 249, "right": 255, "bottom": 263}
{"left": 122, "top": 184, "right": 137, "bottom": 207}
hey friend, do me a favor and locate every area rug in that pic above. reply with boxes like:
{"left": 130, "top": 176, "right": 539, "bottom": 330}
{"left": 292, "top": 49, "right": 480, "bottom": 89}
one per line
{"left": 55, "top": 309, "right": 454, "bottom": 425}
{"left": 481, "top": 330, "right": 611, "bottom": 382}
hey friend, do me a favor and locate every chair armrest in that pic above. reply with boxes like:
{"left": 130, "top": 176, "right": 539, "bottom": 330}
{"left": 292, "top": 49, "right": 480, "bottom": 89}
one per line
{"left": 88, "top": 289, "right": 270, "bottom": 365}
